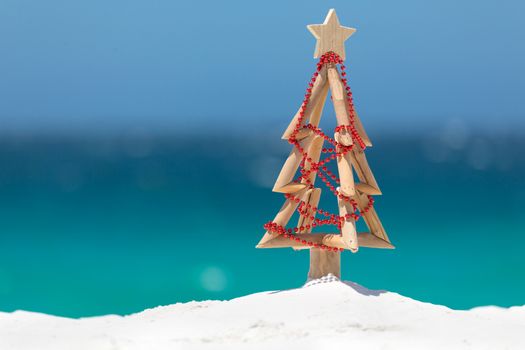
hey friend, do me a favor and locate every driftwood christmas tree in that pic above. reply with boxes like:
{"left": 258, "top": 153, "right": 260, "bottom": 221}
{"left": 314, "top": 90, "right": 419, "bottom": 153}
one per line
{"left": 257, "top": 9, "right": 394, "bottom": 280}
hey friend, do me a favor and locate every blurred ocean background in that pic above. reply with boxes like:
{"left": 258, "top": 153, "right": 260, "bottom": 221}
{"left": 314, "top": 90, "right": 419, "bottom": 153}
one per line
{"left": 1, "top": 0, "right": 524, "bottom": 317}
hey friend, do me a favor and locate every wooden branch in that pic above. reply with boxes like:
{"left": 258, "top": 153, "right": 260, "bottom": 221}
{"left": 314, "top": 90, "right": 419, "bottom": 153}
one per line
{"left": 273, "top": 135, "right": 314, "bottom": 193}
{"left": 327, "top": 66, "right": 352, "bottom": 146}
{"left": 338, "top": 195, "right": 358, "bottom": 252}
{"left": 282, "top": 67, "right": 328, "bottom": 140}
{"left": 353, "top": 190, "right": 391, "bottom": 244}
{"left": 336, "top": 148, "right": 355, "bottom": 197}
{"left": 256, "top": 188, "right": 310, "bottom": 248}
{"left": 350, "top": 148, "right": 381, "bottom": 195}
{"left": 257, "top": 232, "right": 394, "bottom": 249}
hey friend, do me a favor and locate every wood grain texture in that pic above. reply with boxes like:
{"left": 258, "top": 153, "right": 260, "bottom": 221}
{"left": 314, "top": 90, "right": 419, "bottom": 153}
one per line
{"left": 307, "top": 9, "right": 356, "bottom": 60}
{"left": 274, "top": 183, "right": 307, "bottom": 193}
{"left": 327, "top": 66, "right": 353, "bottom": 146}
{"left": 308, "top": 249, "right": 340, "bottom": 279}
{"left": 309, "top": 82, "right": 329, "bottom": 127}
{"left": 353, "top": 190, "right": 391, "bottom": 244}
{"left": 297, "top": 188, "right": 322, "bottom": 231}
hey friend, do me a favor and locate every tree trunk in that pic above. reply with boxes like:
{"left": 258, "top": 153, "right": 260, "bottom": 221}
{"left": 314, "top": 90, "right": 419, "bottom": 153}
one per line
{"left": 308, "top": 248, "right": 341, "bottom": 280}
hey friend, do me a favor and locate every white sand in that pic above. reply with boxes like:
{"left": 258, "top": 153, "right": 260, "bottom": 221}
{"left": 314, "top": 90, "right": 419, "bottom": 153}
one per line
{"left": 1, "top": 275, "right": 523, "bottom": 350}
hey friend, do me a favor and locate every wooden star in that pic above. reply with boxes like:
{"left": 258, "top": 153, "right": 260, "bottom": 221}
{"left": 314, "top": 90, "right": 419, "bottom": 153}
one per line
{"left": 307, "top": 9, "right": 356, "bottom": 60}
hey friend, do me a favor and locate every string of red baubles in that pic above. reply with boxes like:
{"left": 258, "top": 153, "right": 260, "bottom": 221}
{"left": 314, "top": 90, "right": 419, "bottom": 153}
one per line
{"left": 263, "top": 51, "right": 374, "bottom": 252}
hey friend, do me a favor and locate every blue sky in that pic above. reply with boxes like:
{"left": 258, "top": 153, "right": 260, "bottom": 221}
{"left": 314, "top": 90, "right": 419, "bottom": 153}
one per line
{"left": 1, "top": 0, "right": 524, "bottom": 134}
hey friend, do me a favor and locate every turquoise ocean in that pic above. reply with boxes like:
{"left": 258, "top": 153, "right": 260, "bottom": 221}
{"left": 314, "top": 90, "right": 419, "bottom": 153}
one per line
{"left": 0, "top": 130, "right": 524, "bottom": 317}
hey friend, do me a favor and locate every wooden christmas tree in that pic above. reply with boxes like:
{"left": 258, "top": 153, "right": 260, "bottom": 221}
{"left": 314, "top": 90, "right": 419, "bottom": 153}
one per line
{"left": 257, "top": 9, "right": 394, "bottom": 280}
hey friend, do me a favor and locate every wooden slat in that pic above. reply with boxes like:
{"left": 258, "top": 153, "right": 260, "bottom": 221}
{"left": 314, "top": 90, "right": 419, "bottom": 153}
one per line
{"left": 309, "top": 82, "right": 329, "bottom": 127}
{"left": 327, "top": 66, "right": 345, "bottom": 100}
{"left": 287, "top": 89, "right": 325, "bottom": 141}
{"left": 336, "top": 149, "right": 355, "bottom": 197}
{"left": 272, "top": 135, "right": 314, "bottom": 193}
{"left": 256, "top": 188, "right": 310, "bottom": 248}
{"left": 353, "top": 190, "right": 391, "bottom": 244}
{"left": 282, "top": 67, "right": 328, "bottom": 140}
{"left": 301, "top": 135, "right": 324, "bottom": 186}
{"left": 257, "top": 232, "right": 394, "bottom": 249}
{"left": 282, "top": 107, "right": 303, "bottom": 141}
{"left": 293, "top": 128, "right": 313, "bottom": 141}
{"left": 295, "top": 188, "right": 321, "bottom": 251}
{"left": 350, "top": 148, "right": 381, "bottom": 195}
{"left": 358, "top": 232, "right": 394, "bottom": 249}
{"left": 338, "top": 195, "right": 358, "bottom": 252}
{"left": 352, "top": 111, "right": 372, "bottom": 147}
{"left": 275, "top": 183, "right": 307, "bottom": 194}
{"left": 327, "top": 66, "right": 352, "bottom": 146}
{"left": 296, "top": 190, "right": 312, "bottom": 231}
{"left": 257, "top": 233, "right": 345, "bottom": 249}
{"left": 355, "top": 183, "right": 380, "bottom": 195}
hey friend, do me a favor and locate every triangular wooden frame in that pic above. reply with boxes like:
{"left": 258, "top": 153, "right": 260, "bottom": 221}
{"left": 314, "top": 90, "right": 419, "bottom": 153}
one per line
{"left": 258, "top": 63, "right": 392, "bottom": 250}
